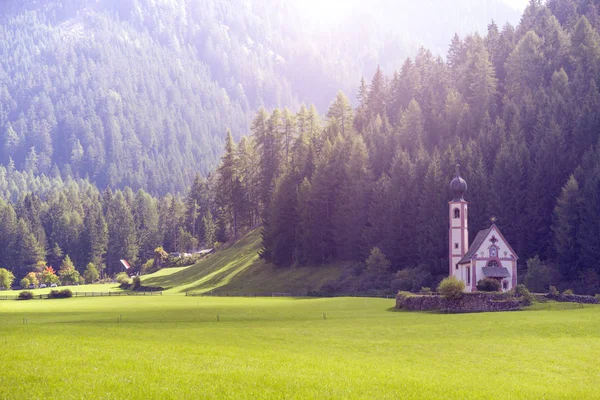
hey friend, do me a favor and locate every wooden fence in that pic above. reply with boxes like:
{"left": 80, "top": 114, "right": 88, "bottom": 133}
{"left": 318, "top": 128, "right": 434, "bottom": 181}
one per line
{"left": 0, "top": 291, "right": 162, "bottom": 300}
{"left": 185, "top": 291, "right": 394, "bottom": 299}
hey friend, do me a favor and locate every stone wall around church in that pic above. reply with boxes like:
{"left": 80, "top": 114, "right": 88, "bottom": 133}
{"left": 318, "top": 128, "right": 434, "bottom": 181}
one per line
{"left": 395, "top": 292, "right": 521, "bottom": 313}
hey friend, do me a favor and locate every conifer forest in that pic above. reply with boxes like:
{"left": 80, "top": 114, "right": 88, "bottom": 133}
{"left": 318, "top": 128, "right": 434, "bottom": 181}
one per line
{"left": 0, "top": 0, "right": 599, "bottom": 294}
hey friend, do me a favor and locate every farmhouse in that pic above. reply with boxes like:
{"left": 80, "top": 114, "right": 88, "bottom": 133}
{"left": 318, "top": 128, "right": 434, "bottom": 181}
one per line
{"left": 448, "top": 165, "right": 518, "bottom": 292}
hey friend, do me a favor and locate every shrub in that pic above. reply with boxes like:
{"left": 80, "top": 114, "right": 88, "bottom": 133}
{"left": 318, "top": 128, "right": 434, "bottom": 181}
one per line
{"left": 365, "top": 247, "right": 391, "bottom": 275}
{"left": 141, "top": 259, "right": 155, "bottom": 275}
{"left": 596, "top": 294, "right": 600, "bottom": 303}
{"left": 391, "top": 267, "right": 433, "bottom": 292}
{"left": 549, "top": 285, "right": 559, "bottom": 296}
{"left": 437, "top": 276, "right": 465, "bottom": 299}
{"left": 20, "top": 278, "right": 30, "bottom": 289}
{"left": 116, "top": 272, "right": 132, "bottom": 288}
{"left": 0, "top": 268, "right": 15, "bottom": 290}
{"left": 524, "top": 256, "right": 551, "bottom": 293}
{"left": 59, "top": 255, "right": 81, "bottom": 285}
{"left": 83, "top": 263, "right": 99, "bottom": 283}
{"left": 563, "top": 289, "right": 574, "bottom": 295}
{"left": 18, "top": 291, "right": 33, "bottom": 300}
{"left": 476, "top": 278, "right": 501, "bottom": 292}
{"left": 420, "top": 287, "right": 431, "bottom": 294}
{"left": 48, "top": 289, "right": 73, "bottom": 299}
{"left": 514, "top": 284, "right": 535, "bottom": 306}
{"left": 132, "top": 276, "right": 141, "bottom": 290}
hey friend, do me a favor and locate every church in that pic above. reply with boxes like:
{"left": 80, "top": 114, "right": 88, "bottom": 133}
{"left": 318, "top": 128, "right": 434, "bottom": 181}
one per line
{"left": 448, "top": 165, "right": 518, "bottom": 292}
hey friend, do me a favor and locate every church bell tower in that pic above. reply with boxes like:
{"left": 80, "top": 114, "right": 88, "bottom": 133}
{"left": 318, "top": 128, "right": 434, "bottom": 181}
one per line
{"left": 449, "top": 164, "right": 468, "bottom": 278}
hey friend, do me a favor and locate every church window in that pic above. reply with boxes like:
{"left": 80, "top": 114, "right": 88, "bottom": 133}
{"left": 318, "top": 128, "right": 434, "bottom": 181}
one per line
{"left": 454, "top": 208, "right": 460, "bottom": 219}
{"left": 454, "top": 243, "right": 459, "bottom": 249}
{"left": 490, "top": 246, "right": 497, "bottom": 258}
{"left": 466, "top": 267, "right": 471, "bottom": 285}
{"left": 487, "top": 260, "right": 499, "bottom": 267}
{"left": 502, "top": 281, "right": 508, "bottom": 290}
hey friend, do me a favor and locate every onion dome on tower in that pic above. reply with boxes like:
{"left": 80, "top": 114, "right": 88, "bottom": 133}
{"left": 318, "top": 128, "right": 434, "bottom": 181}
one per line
{"left": 450, "top": 164, "right": 467, "bottom": 201}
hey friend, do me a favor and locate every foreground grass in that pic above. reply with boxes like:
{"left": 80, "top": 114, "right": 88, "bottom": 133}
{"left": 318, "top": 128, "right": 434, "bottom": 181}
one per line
{"left": 143, "top": 230, "right": 343, "bottom": 294}
{"left": 0, "top": 297, "right": 599, "bottom": 399}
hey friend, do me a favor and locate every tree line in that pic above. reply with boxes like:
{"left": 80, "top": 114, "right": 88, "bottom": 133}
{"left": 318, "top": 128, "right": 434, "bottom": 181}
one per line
{"left": 0, "top": 0, "right": 520, "bottom": 195}
{"left": 212, "top": 0, "right": 600, "bottom": 294}
{"left": 0, "top": 173, "right": 224, "bottom": 287}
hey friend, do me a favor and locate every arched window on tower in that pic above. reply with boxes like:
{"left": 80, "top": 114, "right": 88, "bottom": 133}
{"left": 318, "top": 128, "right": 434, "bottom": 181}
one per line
{"left": 454, "top": 208, "right": 460, "bottom": 219}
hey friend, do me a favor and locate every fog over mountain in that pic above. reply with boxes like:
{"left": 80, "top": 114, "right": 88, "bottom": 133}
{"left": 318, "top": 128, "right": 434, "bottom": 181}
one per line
{"left": 0, "top": 0, "right": 520, "bottom": 194}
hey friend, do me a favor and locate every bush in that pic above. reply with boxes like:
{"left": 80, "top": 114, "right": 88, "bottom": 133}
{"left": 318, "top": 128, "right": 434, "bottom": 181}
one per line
{"left": 549, "top": 285, "right": 559, "bottom": 296}
{"left": 476, "top": 278, "right": 501, "bottom": 292}
{"left": 524, "top": 256, "right": 551, "bottom": 293}
{"left": 391, "top": 267, "right": 433, "bottom": 292}
{"left": 18, "top": 291, "right": 33, "bottom": 300}
{"left": 83, "top": 263, "right": 99, "bottom": 283}
{"left": 116, "top": 272, "right": 132, "bottom": 288}
{"left": 48, "top": 289, "right": 73, "bottom": 299}
{"left": 437, "top": 276, "right": 465, "bottom": 299}
{"left": 514, "top": 284, "right": 535, "bottom": 306}
{"left": 596, "top": 294, "right": 600, "bottom": 303}
{"left": 132, "top": 276, "right": 141, "bottom": 290}
{"left": 563, "top": 288, "right": 574, "bottom": 295}
{"left": 20, "top": 278, "right": 30, "bottom": 289}
{"left": 420, "top": 287, "right": 431, "bottom": 294}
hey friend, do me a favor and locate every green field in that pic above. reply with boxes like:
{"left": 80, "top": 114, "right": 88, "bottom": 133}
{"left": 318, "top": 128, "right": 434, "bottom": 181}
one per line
{"left": 1, "top": 296, "right": 599, "bottom": 399}
{"left": 142, "top": 230, "right": 343, "bottom": 295}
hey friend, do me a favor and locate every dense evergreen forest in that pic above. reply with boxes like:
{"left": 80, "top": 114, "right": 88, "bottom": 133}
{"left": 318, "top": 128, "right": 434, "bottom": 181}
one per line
{"left": 0, "top": 0, "right": 517, "bottom": 196}
{"left": 211, "top": 0, "right": 600, "bottom": 295}
{"left": 2, "top": 0, "right": 600, "bottom": 296}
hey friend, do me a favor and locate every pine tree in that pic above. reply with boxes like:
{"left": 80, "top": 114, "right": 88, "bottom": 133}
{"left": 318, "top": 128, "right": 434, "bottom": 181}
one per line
{"left": 327, "top": 91, "right": 354, "bottom": 137}
{"left": 398, "top": 100, "right": 424, "bottom": 153}
{"left": 106, "top": 191, "right": 138, "bottom": 276}
{"left": 416, "top": 151, "right": 446, "bottom": 275}
{"left": 216, "top": 130, "right": 241, "bottom": 240}
{"left": 282, "top": 109, "right": 296, "bottom": 167}
{"left": 81, "top": 199, "right": 108, "bottom": 268}
{"left": 133, "top": 189, "right": 160, "bottom": 262}
{"left": 576, "top": 146, "right": 600, "bottom": 275}
{"left": 333, "top": 136, "right": 372, "bottom": 260}
{"left": 552, "top": 175, "right": 581, "bottom": 279}
{"left": 202, "top": 209, "right": 217, "bottom": 248}
{"left": 262, "top": 172, "right": 300, "bottom": 265}
{"left": 367, "top": 65, "right": 387, "bottom": 119}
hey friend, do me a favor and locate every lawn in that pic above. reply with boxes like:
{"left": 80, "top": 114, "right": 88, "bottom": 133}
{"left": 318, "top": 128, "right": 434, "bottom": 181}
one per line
{"left": 142, "top": 230, "right": 344, "bottom": 295}
{"left": 0, "top": 296, "right": 599, "bottom": 399}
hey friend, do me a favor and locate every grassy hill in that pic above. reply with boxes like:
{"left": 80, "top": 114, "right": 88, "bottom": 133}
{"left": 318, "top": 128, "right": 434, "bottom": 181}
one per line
{"left": 142, "top": 230, "right": 343, "bottom": 295}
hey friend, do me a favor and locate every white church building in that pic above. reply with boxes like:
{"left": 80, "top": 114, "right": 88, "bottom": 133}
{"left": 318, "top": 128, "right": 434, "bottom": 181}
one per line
{"left": 448, "top": 165, "right": 518, "bottom": 292}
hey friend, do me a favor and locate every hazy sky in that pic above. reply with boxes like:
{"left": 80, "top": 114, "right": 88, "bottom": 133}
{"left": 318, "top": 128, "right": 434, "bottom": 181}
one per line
{"left": 502, "top": 0, "right": 529, "bottom": 10}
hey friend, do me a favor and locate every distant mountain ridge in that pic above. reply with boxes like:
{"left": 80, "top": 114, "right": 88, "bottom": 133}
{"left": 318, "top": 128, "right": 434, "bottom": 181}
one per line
{"left": 0, "top": 0, "right": 519, "bottom": 195}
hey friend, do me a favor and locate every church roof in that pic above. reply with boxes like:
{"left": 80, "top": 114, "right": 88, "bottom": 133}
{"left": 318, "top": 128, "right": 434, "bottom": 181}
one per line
{"left": 457, "top": 224, "right": 518, "bottom": 265}
{"left": 457, "top": 227, "right": 492, "bottom": 264}
{"left": 482, "top": 267, "right": 510, "bottom": 278}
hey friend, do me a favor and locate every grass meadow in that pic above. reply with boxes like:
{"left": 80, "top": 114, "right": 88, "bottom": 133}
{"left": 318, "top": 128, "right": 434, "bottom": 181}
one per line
{"left": 142, "top": 230, "right": 344, "bottom": 295}
{"left": 1, "top": 296, "right": 599, "bottom": 399}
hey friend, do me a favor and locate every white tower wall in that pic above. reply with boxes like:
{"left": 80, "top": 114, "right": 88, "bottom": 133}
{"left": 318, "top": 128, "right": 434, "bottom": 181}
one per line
{"left": 449, "top": 201, "right": 469, "bottom": 287}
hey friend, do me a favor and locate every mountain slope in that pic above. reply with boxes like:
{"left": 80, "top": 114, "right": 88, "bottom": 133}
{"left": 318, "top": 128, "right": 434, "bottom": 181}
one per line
{"left": 0, "top": 0, "right": 520, "bottom": 195}
{"left": 142, "top": 230, "right": 343, "bottom": 294}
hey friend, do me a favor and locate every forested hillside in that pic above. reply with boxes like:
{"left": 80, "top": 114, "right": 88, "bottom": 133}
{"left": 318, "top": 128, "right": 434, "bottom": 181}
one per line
{"left": 0, "top": 0, "right": 518, "bottom": 196}
{"left": 6, "top": 0, "right": 600, "bottom": 296}
{"left": 209, "top": 0, "right": 600, "bottom": 295}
